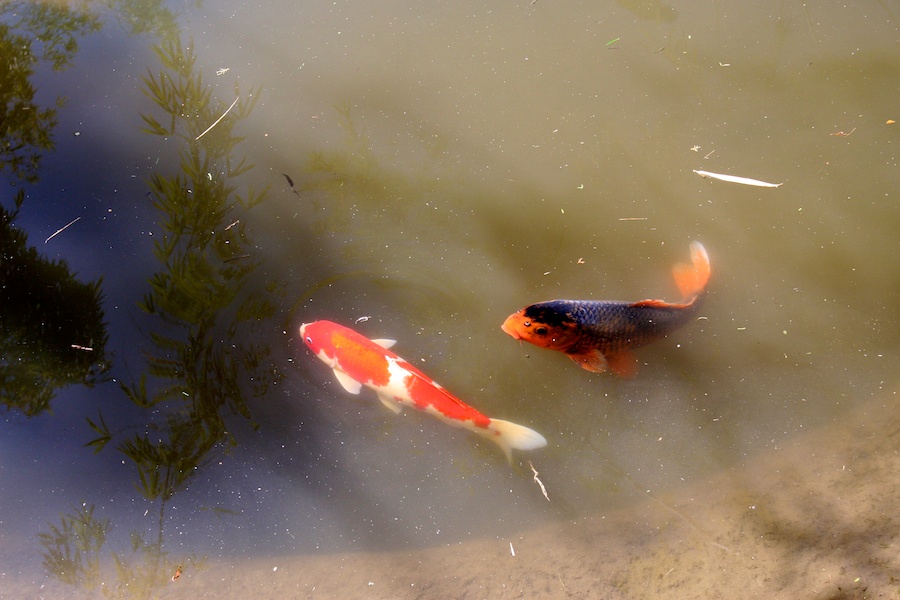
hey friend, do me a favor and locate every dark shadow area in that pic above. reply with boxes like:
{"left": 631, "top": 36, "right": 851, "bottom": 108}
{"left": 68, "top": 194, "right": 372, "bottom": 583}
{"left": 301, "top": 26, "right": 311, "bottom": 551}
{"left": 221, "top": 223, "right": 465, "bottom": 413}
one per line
{"left": 0, "top": 197, "right": 109, "bottom": 416}
{"left": 0, "top": 1, "right": 107, "bottom": 417}
{"left": 24, "top": 9, "right": 281, "bottom": 591}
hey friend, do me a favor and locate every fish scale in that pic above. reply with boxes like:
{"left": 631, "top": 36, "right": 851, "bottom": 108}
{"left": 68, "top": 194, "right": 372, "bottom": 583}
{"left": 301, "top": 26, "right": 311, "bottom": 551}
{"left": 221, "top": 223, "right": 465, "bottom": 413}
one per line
{"left": 525, "top": 298, "right": 703, "bottom": 356}
{"left": 502, "top": 242, "right": 710, "bottom": 376}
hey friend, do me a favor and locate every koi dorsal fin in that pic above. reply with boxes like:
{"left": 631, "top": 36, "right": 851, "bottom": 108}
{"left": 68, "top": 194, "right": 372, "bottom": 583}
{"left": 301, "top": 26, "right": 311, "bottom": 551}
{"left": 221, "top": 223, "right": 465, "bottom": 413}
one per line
{"left": 672, "top": 242, "right": 710, "bottom": 300}
{"left": 631, "top": 298, "right": 670, "bottom": 308}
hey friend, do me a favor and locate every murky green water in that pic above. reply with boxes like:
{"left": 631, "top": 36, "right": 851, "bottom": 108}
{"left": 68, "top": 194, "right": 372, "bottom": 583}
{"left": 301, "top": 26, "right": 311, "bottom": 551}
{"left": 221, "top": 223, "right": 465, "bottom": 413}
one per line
{"left": 1, "top": 0, "right": 896, "bottom": 597}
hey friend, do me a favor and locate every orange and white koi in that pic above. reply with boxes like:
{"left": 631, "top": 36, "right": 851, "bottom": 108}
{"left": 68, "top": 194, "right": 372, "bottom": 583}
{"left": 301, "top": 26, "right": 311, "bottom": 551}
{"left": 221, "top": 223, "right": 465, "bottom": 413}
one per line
{"left": 299, "top": 320, "right": 547, "bottom": 461}
{"left": 501, "top": 242, "right": 710, "bottom": 376}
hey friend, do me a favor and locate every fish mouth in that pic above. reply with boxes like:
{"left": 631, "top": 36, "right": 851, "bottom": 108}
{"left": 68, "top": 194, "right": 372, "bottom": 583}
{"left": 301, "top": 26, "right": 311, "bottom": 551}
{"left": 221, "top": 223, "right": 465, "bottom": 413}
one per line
{"left": 500, "top": 318, "right": 521, "bottom": 340}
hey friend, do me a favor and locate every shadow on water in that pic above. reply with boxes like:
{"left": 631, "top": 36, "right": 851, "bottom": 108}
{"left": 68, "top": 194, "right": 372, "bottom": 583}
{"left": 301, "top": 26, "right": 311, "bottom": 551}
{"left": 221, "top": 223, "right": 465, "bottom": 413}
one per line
{"left": 0, "top": 195, "right": 109, "bottom": 416}
{"left": 61, "top": 36, "right": 277, "bottom": 597}
{"left": 0, "top": 3, "right": 107, "bottom": 415}
{"left": 0, "top": 3, "right": 279, "bottom": 596}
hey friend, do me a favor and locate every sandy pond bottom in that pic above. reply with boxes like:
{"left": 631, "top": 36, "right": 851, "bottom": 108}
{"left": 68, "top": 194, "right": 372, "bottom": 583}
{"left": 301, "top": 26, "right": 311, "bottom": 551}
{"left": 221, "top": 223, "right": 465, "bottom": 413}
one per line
{"left": 149, "top": 389, "right": 897, "bottom": 600}
{"left": 23, "top": 392, "right": 898, "bottom": 600}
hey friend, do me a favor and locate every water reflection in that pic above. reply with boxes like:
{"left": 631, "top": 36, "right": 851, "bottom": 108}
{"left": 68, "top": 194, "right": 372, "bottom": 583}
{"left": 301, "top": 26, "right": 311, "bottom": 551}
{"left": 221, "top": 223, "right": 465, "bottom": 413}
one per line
{"left": 0, "top": 1, "right": 100, "bottom": 184}
{"left": 38, "top": 504, "right": 109, "bottom": 591}
{"left": 0, "top": 198, "right": 109, "bottom": 416}
{"left": 0, "top": 1, "right": 107, "bottom": 416}
{"left": 32, "top": 30, "right": 277, "bottom": 597}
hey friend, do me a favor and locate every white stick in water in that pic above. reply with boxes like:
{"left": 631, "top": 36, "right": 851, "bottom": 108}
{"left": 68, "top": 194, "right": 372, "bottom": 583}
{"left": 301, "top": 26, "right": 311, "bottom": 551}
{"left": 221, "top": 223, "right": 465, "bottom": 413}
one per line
{"left": 693, "top": 169, "right": 782, "bottom": 188}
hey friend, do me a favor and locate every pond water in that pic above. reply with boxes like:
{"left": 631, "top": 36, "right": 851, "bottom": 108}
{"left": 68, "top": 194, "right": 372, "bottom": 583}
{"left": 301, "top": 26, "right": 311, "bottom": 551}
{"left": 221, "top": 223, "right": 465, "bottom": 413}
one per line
{"left": 1, "top": 1, "right": 897, "bottom": 598}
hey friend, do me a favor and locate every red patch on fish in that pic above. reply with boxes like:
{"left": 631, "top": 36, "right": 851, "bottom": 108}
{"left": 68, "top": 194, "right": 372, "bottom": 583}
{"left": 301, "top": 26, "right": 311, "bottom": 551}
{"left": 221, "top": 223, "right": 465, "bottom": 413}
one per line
{"left": 326, "top": 329, "right": 392, "bottom": 387}
{"left": 299, "top": 320, "right": 546, "bottom": 461}
{"left": 403, "top": 371, "right": 492, "bottom": 429}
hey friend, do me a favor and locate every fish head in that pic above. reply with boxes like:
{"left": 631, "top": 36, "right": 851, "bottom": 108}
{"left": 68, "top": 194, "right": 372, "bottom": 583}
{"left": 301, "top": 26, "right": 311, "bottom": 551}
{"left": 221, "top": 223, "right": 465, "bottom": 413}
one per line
{"left": 300, "top": 321, "right": 339, "bottom": 365}
{"left": 501, "top": 302, "right": 581, "bottom": 351}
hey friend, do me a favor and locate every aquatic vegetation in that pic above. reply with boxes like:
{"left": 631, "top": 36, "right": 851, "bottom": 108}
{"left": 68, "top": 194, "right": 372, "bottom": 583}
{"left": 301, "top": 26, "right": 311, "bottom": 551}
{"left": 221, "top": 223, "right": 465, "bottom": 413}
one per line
{"left": 78, "top": 35, "right": 277, "bottom": 599}
{"left": 88, "top": 36, "right": 277, "bottom": 489}
{"left": 38, "top": 504, "right": 110, "bottom": 590}
{"left": 0, "top": 1, "right": 100, "bottom": 183}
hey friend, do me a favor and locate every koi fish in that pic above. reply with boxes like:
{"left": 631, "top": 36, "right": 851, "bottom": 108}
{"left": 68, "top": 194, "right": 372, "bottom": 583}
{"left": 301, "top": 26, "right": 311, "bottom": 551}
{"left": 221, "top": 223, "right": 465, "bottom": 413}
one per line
{"left": 501, "top": 242, "right": 710, "bottom": 376}
{"left": 299, "top": 320, "right": 547, "bottom": 461}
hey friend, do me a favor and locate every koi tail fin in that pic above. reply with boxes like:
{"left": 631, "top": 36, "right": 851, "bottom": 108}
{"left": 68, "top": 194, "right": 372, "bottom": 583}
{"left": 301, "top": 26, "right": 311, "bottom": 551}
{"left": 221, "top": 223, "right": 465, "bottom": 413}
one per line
{"left": 485, "top": 419, "right": 548, "bottom": 463}
{"left": 672, "top": 241, "right": 710, "bottom": 300}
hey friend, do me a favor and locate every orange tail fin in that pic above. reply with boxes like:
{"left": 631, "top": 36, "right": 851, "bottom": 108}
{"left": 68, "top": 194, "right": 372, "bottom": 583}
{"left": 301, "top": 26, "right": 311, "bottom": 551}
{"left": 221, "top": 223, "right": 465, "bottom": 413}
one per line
{"left": 672, "top": 241, "right": 710, "bottom": 300}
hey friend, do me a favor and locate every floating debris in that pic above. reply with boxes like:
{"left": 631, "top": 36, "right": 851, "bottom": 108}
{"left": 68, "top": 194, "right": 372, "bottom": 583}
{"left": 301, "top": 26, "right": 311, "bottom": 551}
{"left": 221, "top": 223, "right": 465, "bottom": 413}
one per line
{"left": 693, "top": 169, "right": 782, "bottom": 188}
{"left": 45, "top": 217, "right": 81, "bottom": 243}
{"left": 195, "top": 96, "right": 240, "bottom": 141}
{"left": 830, "top": 127, "right": 856, "bottom": 137}
{"left": 283, "top": 173, "right": 301, "bottom": 198}
{"left": 529, "top": 460, "right": 550, "bottom": 501}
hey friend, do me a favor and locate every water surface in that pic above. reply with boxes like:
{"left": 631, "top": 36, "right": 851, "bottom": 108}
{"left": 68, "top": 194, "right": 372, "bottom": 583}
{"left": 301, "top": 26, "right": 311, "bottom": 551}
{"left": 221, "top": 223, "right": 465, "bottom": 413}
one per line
{"left": 1, "top": 0, "right": 896, "bottom": 597}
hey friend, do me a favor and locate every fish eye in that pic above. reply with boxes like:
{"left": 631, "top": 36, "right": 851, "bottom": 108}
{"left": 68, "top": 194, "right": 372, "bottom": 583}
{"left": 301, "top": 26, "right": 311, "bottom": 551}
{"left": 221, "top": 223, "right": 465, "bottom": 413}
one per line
{"left": 535, "top": 327, "right": 548, "bottom": 336}
{"left": 305, "top": 337, "right": 313, "bottom": 344}
{"left": 524, "top": 320, "right": 531, "bottom": 327}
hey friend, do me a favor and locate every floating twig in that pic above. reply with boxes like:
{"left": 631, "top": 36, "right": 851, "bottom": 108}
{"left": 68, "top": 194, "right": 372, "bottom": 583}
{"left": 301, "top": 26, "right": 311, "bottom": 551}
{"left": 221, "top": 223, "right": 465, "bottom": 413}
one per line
{"left": 283, "top": 173, "right": 302, "bottom": 198}
{"left": 830, "top": 127, "right": 856, "bottom": 137}
{"left": 45, "top": 217, "right": 81, "bottom": 243}
{"left": 529, "top": 460, "right": 550, "bottom": 501}
{"left": 70, "top": 344, "right": 93, "bottom": 352}
{"left": 195, "top": 96, "right": 240, "bottom": 141}
{"left": 693, "top": 169, "right": 782, "bottom": 188}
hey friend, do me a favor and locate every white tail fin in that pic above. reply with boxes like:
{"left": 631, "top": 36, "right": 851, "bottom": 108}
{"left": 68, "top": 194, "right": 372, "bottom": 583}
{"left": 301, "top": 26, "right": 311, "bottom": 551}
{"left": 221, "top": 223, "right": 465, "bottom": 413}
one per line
{"left": 484, "top": 419, "right": 547, "bottom": 463}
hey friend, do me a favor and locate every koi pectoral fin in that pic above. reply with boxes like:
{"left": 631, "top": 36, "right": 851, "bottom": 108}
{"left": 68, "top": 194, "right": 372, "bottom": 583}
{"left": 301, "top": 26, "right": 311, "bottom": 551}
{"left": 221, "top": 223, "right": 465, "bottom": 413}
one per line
{"left": 568, "top": 349, "right": 638, "bottom": 377}
{"left": 606, "top": 351, "right": 638, "bottom": 378}
{"left": 568, "top": 350, "right": 608, "bottom": 373}
{"left": 376, "top": 392, "right": 403, "bottom": 414}
{"left": 333, "top": 369, "right": 363, "bottom": 394}
{"left": 371, "top": 338, "right": 396, "bottom": 349}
